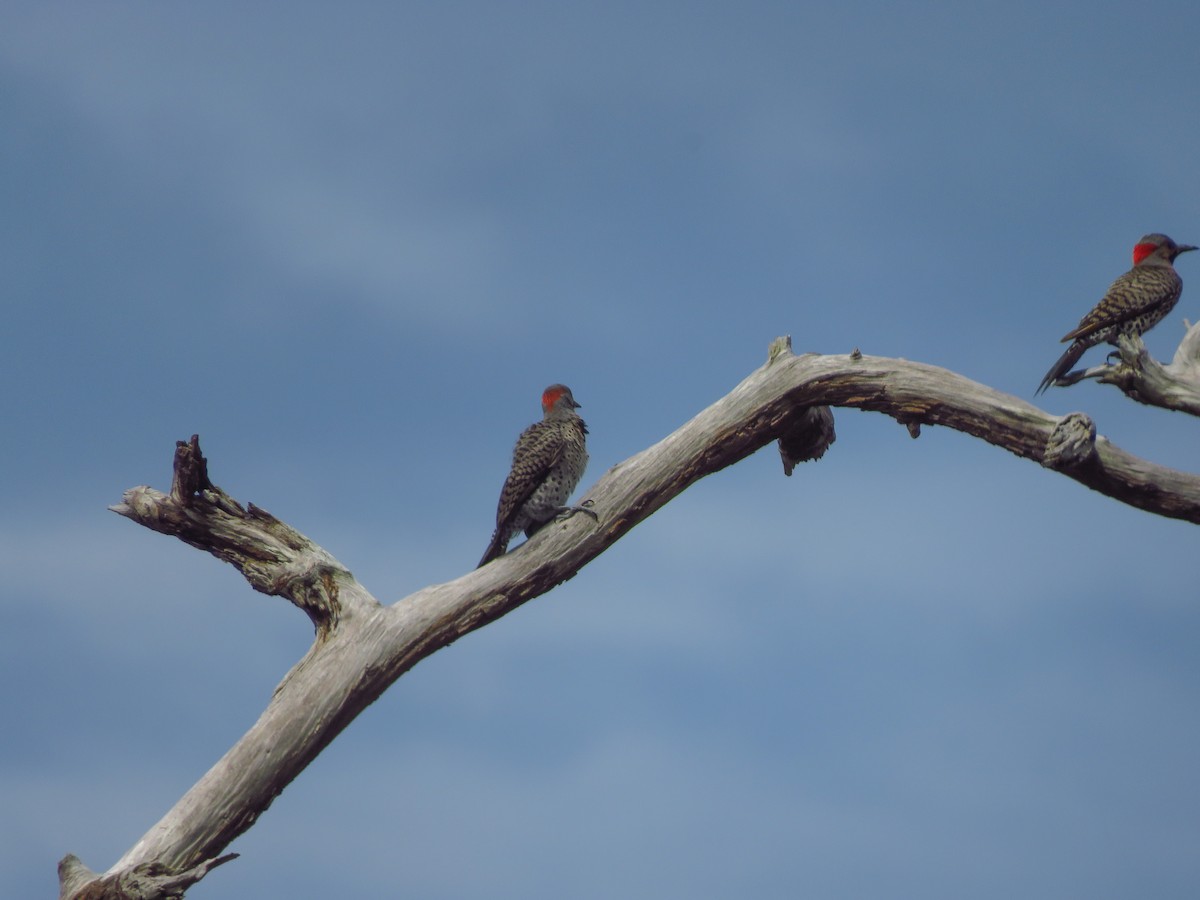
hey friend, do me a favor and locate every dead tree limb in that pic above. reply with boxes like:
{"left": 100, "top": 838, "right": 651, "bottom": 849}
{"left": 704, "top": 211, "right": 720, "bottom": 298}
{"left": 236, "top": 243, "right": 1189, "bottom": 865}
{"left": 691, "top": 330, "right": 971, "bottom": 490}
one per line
{"left": 1053, "top": 321, "right": 1200, "bottom": 415}
{"left": 60, "top": 337, "right": 1200, "bottom": 899}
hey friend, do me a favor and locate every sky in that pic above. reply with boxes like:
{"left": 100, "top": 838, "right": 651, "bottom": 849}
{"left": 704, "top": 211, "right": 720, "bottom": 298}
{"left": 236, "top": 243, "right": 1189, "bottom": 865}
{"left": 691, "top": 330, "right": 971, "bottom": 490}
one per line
{"left": 2, "top": 2, "right": 1199, "bottom": 897}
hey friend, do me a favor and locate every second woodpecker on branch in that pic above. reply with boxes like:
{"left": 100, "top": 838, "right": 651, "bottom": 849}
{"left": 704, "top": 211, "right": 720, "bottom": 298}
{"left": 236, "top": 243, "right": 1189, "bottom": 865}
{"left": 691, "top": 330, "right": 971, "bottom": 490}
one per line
{"left": 1037, "top": 233, "right": 1197, "bottom": 394}
{"left": 478, "top": 384, "right": 591, "bottom": 568}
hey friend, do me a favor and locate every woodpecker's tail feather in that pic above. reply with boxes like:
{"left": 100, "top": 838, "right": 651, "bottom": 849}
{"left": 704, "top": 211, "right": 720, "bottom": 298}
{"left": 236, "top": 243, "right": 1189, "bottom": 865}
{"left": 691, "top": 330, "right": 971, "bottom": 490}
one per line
{"left": 478, "top": 532, "right": 506, "bottom": 568}
{"left": 1036, "top": 341, "right": 1086, "bottom": 395}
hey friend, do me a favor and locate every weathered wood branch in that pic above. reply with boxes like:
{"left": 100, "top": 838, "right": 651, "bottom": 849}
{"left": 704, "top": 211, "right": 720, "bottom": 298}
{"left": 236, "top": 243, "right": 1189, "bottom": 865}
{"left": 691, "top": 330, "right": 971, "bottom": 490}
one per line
{"left": 58, "top": 852, "right": 238, "bottom": 900}
{"left": 1055, "top": 322, "right": 1200, "bottom": 415}
{"left": 60, "top": 338, "right": 1200, "bottom": 899}
{"left": 113, "top": 436, "right": 348, "bottom": 635}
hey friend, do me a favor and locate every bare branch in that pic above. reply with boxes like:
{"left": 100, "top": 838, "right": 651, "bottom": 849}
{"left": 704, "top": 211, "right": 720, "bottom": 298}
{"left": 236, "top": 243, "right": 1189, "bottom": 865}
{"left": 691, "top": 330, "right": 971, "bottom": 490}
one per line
{"left": 61, "top": 340, "right": 1200, "bottom": 898}
{"left": 110, "top": 438, "right": 354, "bottom": 635}
{"left": 58, "top": 852, "right": 238, "bottom": 900}
{"left": 1055, "top": 322, "right": 1200, "bottom": 415}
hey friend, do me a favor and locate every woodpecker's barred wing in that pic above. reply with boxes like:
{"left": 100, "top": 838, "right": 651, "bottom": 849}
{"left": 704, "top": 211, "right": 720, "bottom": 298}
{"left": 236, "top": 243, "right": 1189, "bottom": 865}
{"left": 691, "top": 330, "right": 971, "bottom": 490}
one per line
{"left": 492, "top": 421, "right": 568, "bottom": 532}
{"left": 1061, "top": 266, "right": 1182, "bottom": 343}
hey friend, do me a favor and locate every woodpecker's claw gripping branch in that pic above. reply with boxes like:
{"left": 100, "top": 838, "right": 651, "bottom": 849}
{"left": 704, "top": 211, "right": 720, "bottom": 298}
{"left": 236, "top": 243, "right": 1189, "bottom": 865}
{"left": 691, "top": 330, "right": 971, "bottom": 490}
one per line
{"left": 554, "top": 500, "right": 599, "bottom": 523}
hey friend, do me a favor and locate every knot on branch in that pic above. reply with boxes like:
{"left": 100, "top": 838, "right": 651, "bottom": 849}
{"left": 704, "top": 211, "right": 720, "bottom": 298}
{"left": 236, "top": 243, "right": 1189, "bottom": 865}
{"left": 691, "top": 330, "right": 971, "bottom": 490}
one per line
{"left": 895, "top": 402, "right": 932, "bottom": 439}
{"left": 258, "top": 557, "right": 344, "bottom": 636}
{"left": 1043, "top": 412, "right": 1097, "bottom": 470}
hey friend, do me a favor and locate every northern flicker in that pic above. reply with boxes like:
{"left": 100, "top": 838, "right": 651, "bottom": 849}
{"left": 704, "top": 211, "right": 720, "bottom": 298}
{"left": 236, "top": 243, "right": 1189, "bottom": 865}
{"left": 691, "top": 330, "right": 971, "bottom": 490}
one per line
{"left": 478, "top": 384, "right": 591, "bottom": 568}
{"left": 1037, "top": 233, "right": 1196, "bottom": 394}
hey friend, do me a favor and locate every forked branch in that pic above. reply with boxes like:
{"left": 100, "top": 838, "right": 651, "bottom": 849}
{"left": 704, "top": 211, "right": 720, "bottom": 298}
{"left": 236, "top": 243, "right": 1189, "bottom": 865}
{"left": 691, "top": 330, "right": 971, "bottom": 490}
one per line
{"left": 113, "top": 436, "right": 348, "bottom": 634}
{"left": 1053, "top": 322, "right": 1200, "bottom": 415}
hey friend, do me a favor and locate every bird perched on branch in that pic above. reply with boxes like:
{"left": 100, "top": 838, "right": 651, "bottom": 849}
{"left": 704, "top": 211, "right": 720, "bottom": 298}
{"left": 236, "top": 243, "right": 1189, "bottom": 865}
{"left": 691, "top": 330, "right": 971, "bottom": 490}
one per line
{"left": 1037, "top": 233, "right": 1196, "bottom": 394}
{"left": 478, "top": 384, "right": 591, "bottom": 567}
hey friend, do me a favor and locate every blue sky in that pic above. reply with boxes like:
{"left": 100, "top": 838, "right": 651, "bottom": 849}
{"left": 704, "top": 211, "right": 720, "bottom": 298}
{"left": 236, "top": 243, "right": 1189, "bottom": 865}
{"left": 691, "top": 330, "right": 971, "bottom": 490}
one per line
{"left": 3, "top": 2, "right": 1199, "bottom": 897}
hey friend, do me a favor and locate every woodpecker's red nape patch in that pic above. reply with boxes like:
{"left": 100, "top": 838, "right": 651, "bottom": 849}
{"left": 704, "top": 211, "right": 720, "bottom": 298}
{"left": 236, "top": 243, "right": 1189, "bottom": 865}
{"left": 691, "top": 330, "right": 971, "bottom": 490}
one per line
{"left": 542, "top": 386, "right": 564, "bottom": 410}
{"left": 1132, "top": 241, "right": 1158, "bottom": 265}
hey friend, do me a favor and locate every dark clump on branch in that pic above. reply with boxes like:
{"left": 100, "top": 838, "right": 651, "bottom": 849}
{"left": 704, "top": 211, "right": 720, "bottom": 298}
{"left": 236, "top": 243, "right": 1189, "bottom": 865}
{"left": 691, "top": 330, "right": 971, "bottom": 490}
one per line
{"left": 170, "top": 434, "right": 215, "bottom": 506}
{"left": 778, "top": 405, "right": 836, "bottom": 475}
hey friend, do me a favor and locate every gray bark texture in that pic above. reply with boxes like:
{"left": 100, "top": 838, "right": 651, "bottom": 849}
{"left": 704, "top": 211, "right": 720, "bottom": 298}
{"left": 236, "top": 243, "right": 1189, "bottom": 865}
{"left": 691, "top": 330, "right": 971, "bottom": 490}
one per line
{"left": 1054, "top": 320, "right": 1200, "bottom": 414}
{"left": 59, "top": 338, "right": 1200, "bottom": 899}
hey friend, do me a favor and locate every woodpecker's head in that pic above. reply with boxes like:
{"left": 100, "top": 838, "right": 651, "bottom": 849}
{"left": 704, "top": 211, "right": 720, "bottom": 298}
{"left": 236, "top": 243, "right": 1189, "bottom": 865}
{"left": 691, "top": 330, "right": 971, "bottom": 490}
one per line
{"left": 541, "top": 384, "right": 581, "bottom": 415}
{"left": 1132, "top": 233, "right": 1198, "bottom": 266}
